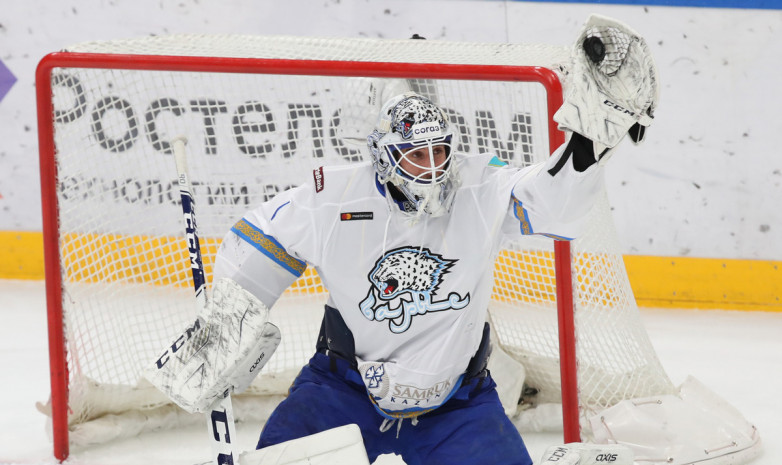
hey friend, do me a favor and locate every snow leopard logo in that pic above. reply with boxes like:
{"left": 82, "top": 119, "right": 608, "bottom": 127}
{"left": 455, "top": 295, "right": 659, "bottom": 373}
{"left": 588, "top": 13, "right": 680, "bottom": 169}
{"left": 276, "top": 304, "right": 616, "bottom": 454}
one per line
{"left": 358, "top": 247, "right": 470, "bottom": 333}
{"left": 390, "top": 96, "right": 444, "bottom": 140}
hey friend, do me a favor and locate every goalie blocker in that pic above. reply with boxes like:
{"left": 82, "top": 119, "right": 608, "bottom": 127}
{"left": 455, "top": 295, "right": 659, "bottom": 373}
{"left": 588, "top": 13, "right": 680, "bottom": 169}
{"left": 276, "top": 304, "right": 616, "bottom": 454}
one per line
{"left": 144, "top": 277, "right": 282, "bottom": 414}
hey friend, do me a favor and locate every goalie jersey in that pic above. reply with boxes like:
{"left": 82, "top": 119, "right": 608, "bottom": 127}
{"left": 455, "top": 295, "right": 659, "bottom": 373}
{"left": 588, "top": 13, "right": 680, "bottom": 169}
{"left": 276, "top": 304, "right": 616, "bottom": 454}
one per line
{"left": 213, "top": 146, "right": 603, "bottom": 419}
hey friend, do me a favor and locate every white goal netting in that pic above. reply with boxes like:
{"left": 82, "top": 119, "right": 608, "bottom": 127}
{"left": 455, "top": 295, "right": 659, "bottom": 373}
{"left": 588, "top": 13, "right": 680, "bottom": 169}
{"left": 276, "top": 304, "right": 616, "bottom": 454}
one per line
{"left": 37, "top": 34, "right": 674, "bottom": 449}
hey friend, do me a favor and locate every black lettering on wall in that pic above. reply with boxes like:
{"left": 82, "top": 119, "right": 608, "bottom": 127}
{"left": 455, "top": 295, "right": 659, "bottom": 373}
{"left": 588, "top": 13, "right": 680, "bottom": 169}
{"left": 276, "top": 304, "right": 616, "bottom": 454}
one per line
{"left": 190, "top": 99, "right": 228, "bottom": 155}
{"left": 91, "top": 96, "right": 139, "bottom": 153}
{"left": 475, "top": 110, "right": 535, "bottom": 164}
{"left": 281, "top": 103, "right": 324, "bottom": 159}
{"left": 232, "top": 101, "right": 276, "bottom": 157}
{"left": 441, "top": 108, "right": 471, "bottom": 154}
{"left": 52, "top": 73, "right": 88, "bottom": 124}
{"left": 510, "top": 112, "right": 535, "bottom": 167}
{"left": 145, "top": 98, "right": 186, "bottom": 154}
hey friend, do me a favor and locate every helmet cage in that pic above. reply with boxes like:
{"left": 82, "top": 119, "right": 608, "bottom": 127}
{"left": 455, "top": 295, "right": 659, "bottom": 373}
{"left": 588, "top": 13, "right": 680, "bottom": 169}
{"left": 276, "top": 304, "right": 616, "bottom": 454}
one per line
{"left": 385, "top": 134, "right": 453, "bottom": 186}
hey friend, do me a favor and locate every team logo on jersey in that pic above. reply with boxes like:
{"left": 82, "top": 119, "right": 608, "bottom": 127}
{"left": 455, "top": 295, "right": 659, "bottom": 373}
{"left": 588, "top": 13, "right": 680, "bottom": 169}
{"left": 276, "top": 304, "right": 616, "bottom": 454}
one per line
{"left": 358, "top": 246, "right": 470, "bottom": 333}
{"left": 359, "top": 362, "right": 389, "bottom": 399}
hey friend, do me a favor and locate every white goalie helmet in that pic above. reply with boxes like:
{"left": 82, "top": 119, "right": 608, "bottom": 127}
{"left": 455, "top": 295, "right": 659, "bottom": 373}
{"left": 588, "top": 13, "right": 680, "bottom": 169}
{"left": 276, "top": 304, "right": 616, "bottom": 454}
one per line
{"left": 367, "top": 92, "right": 457, "bottom": 218}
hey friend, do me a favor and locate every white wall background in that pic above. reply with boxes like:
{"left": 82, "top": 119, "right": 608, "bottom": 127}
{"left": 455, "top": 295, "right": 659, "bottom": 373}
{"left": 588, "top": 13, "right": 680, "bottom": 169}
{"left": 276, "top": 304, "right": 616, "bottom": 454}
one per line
{"left": 1, "top": 0, "right": 780, "bottom": 260}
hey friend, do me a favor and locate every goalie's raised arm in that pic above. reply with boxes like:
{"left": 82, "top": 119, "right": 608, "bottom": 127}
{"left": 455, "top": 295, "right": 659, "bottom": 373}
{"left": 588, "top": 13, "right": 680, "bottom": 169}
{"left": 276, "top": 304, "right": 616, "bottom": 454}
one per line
{"left": 506, "top": 15, "right": 659, "bottom": 242}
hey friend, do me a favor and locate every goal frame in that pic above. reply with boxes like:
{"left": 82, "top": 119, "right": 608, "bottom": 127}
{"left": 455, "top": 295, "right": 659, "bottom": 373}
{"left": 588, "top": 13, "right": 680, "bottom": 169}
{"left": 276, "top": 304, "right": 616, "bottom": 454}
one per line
{"left": 35, "top": 51, "right": 573, "bottom": 461}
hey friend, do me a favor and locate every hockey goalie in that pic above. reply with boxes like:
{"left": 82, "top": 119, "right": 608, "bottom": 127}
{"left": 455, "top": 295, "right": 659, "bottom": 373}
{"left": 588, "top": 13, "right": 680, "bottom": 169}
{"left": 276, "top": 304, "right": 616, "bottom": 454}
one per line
{"left": 145, "top": 15, "right": 759, "bottom": 465}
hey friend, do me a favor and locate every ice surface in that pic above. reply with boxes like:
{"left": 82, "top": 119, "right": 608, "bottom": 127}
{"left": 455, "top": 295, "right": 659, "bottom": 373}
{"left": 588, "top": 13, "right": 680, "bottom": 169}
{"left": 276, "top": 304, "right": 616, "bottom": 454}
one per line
{"left": 1, "top": 279, "right": 779, "bottom": 465}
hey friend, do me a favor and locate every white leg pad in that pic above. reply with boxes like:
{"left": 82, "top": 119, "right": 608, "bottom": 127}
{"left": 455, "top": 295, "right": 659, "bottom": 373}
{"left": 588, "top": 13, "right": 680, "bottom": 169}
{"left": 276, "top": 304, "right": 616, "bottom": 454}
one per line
{"left": 590, "top": 376, "right": 762, "bottom": 465}
{"left": 240, "top": 424, "right": 370, "bottom": 465}
{"left": 539, "top": 443, "right": 633, "bottom": 465}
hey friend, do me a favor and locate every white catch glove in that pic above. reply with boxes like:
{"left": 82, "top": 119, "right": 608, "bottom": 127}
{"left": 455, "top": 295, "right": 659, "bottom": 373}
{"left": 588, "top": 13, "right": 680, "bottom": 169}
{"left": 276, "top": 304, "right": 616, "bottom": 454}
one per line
{"left": 539, "top": 443, "right": 634, "bottom": 465}
{"left": 144, "top": 277, "right": 281, "bottom": 413}
{"left": 554, "top": 14, "right": 659, "bottom": 149}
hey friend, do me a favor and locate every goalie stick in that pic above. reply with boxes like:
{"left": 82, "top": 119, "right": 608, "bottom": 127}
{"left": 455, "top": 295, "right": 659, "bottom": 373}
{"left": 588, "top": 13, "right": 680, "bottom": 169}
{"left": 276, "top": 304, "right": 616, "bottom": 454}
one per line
{"left": 172, "top": 137, "right": 240, "bottom": 465}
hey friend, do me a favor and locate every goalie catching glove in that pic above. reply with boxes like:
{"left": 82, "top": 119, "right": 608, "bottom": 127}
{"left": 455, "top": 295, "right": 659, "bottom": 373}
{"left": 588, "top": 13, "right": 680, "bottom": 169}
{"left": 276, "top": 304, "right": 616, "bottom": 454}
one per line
{"left": 144, "top": 277, "right": 281, "bottom": 413}
{"left": 554, "top": 14, "right": 659, "bottom": 151}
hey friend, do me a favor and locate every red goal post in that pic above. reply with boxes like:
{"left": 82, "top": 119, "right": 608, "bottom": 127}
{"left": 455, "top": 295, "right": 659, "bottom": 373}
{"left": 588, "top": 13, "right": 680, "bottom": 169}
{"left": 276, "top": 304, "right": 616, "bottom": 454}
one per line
{"left": 35, "top": 34, "right": 666, "bottom": 461}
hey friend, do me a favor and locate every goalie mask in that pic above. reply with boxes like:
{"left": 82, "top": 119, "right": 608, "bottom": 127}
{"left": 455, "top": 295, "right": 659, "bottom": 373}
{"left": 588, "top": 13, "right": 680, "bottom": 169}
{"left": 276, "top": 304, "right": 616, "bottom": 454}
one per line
{"left": 367, "top": 92, "right": 457, "bottom": 218}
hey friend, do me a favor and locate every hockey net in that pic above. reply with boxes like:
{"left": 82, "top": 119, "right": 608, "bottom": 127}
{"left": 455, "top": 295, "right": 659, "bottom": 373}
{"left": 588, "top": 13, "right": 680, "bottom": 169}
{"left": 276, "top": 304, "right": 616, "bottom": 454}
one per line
{"left": 36, "top": 34, "right": 675, "bottom": 458}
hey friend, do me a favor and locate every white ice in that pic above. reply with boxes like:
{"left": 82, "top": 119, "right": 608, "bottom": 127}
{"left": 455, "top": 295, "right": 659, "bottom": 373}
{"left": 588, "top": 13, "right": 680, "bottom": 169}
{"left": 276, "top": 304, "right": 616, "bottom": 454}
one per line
{"left": 1, "top": 279, "right": 780, "bottom": 465}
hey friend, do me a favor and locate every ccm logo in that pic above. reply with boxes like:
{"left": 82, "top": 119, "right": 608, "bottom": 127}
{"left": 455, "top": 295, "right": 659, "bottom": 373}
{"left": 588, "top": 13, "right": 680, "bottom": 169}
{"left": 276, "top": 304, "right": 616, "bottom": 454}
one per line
{"left": 154, "top": 318, "right": 201, "bottom": 369}
{"left": 603, "top": 99, "right": 635, "bottom": 117}
{"left": 546, "top": 447, "right": 568, "bottom": 462}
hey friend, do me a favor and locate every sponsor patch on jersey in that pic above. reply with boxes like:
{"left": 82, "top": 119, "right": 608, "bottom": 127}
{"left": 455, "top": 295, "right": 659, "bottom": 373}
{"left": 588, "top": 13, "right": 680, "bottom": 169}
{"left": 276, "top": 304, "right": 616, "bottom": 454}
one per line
{"left": 340, "top": 211, "right": 374, "bottom": 221}
{"left": 313, "top": 167, "right": 324, "bottom": 192}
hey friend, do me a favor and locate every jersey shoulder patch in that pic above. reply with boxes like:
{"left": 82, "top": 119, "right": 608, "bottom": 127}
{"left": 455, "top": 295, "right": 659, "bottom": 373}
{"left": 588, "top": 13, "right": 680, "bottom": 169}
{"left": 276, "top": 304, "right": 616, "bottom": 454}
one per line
{"left": 313, "top": 167, "right": 325, "bottom": 193}
{"left": 487, "top": 155, "right": 508, "bottom": 167}
{"left": 312, "top": 162, "right": 374, "bottom": 195}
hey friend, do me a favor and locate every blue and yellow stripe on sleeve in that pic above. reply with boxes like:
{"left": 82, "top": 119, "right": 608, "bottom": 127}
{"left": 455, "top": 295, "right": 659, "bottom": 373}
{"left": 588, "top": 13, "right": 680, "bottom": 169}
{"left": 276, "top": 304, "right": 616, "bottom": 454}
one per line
{"left": 512, "top": 198, "right": 533, "bottom": 236}
{"left": 231, "top": 219, "right": 306, "bottom": 276}
{"left": 512, "top": 198, "right": 572, "bottom": 241}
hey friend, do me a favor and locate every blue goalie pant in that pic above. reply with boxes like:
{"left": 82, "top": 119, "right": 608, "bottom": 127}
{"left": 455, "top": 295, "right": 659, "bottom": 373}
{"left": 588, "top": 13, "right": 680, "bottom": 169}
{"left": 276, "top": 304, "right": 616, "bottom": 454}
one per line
{"left": 257, "top": 352, "right": 532, "bottom": 465}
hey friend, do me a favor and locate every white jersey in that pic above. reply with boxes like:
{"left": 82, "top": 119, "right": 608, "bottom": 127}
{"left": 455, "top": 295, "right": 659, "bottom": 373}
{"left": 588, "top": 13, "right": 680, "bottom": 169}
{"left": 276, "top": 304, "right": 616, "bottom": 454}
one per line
{"left": 214, "top": 146, "right": 603, "bottom": 418}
